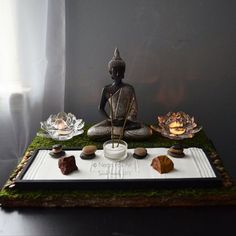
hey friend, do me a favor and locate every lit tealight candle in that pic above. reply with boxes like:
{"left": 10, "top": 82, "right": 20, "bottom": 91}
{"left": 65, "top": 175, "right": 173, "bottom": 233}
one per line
{"left": 54, "top": 119, "right": 67, "bottom": 130}
{"left": 169, "top": 121, "right": 186, "bottom": 135}
{"left": 155, "top": 111, "right": 202, "bottom": 140}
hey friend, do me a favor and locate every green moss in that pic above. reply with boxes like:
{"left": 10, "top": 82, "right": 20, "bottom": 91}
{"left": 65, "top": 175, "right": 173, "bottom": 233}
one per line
{"left": 27, "top": 125, "right": 102, "bottom": 153}
{"left": 1, "top": 186, "right": 236, "bottom": 203}
{"left": 27, "top": 125, "right": 215, "bottom": 153}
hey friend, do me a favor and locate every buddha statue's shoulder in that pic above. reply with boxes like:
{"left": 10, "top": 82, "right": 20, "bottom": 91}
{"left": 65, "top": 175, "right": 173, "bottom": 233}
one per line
{"left": 121, "top": 83, "right": 135, "bottom": 93}
{"left": 102, "top": 83, "right": 134, "bottom": 93}
{"left": 103, "top": 84, "right": 112, "bottom": 89}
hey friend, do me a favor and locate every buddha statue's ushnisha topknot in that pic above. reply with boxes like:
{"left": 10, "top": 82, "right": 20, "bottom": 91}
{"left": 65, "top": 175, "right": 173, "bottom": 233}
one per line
{"left": 108, "top": 48, "right": 126, "bottom": 72}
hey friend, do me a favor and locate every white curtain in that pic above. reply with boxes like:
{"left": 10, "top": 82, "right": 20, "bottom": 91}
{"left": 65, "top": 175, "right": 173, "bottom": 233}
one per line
{"left": 0, "top": 0, "right": 65, "bottom": 162}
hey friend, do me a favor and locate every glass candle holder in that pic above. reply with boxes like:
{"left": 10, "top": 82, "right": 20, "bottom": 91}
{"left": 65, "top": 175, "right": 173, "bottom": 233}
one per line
{"left": 103, "top": 139, "right": 128, "bottom": 161}
{"left": 153, "top": 111, "right": 202, "bottom": 140}
{"left": 40, "top": 112, "right": 84, "bottom": 141}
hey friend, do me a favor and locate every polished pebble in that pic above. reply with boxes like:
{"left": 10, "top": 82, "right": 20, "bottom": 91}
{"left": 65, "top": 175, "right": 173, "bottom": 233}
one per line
{"left": 134, "top": 147, "right": 147, "bottom": 157}
{"left": 82, "top": 145, "right": 97, "bottom": 155}
{"left": 52, "top": 144, "right": 63, "bottom": 153}
{"left": 133, "top": 147, "right": 147, "bottom": 159}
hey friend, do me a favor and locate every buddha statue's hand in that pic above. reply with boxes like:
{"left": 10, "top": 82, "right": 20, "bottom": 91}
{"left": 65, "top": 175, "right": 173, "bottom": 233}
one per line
{"left": 124, "top": 120, "right": 142, "bottom": 130}
{"left": 107, "top": 118, "right": 141, "bottom": 130}
{"left": 107, "top": 118, "right": 125, "bottom": 127}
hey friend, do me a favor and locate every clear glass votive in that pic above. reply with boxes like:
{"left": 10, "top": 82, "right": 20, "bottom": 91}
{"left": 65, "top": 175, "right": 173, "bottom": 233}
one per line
{"left": 103, "top": 139, "right": 128, "bottom": 161}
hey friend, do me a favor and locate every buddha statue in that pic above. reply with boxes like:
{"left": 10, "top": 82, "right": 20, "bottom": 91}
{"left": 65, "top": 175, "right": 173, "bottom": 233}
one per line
{"left": 87, "top": 48, "right": 152, "bottom": 141}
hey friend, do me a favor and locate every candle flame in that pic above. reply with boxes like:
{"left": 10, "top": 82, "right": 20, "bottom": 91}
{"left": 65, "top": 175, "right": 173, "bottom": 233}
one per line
{"left": 169, "top": 121, "right": 186, "bottom": 135}
{"left": 54, "top": 119, "right": 67, "bottom": 130}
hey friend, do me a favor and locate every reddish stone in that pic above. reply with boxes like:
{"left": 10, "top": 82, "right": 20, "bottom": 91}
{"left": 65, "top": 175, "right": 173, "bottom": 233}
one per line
{"left": 58, "top": 155, "right": 78, "bottom": 175}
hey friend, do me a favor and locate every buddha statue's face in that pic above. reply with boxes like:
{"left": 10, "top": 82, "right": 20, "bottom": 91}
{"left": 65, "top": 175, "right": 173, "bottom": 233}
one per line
{"left": 109, "top": 66, "right": 125, "bottom": 81}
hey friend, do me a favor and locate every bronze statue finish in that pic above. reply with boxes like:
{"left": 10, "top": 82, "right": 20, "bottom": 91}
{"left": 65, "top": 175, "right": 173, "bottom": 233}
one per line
{"left": 87, "top": 48, "right": 152, "bottom": 141}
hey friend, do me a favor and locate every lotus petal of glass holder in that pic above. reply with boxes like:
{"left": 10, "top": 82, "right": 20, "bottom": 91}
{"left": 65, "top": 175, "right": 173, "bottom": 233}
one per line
{"left": 39, "top": 112, "right": 85, "bottom": 141}
{"left": 151, "top": 111, "right": 202, "bottom": 140}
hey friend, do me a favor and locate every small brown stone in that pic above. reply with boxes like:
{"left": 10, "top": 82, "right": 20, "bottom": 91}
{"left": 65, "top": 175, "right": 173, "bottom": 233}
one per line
{"left": 49, "top": 144, "right": 65, "bottom": 158}
{"left": 18, "top": 164, "right": 24, "bottom": 169}
{"left": 52, "top": 144, "right": 63, "bottom": 153}
{"left": 221, "top": 173, "right": 228, "bottom": 179}
{"left": 9, "top": 184, "right": 16, "bottom": 189}
{"left": 210, "top": 152, "right": 218, "bottom": 160}
{"left": 80, "top": 153, "right": 96, "bottom": 160}
{"left": 213, "top": 159, "right": 221, "bottom": 165}
{"left": 52, "top": 148, "right": 62, "bottom": 154}
{"left": 169, "top": 147, "right": 183, "bottom": 154}
{"left": 216, "top": 166, "right": 225, "bottom": 172}
{"left": 21, "top": 159, "right": 28, "bottom": 164}
{"left": 82, "top": 145, "right": 97, "bottom": 155}
{"left": 15, "top": 172, "right": 21, "bottom": 179}
{"left": 49, "top": 151, "right": 66, "bottom": 158}
{"left": 168, "top": 144, "right": 185, "bottom": 158}
{"left": 25, "top": 151, "right": 33, "bottom": 157}
{"left": 133, "top": 147, "right": 147, "bottom": 159}
{"left": 151, "top": 155, "right": 174, "bottom": 174}
{"left": 58, "top": 155, "right": 78, "bottom": 175}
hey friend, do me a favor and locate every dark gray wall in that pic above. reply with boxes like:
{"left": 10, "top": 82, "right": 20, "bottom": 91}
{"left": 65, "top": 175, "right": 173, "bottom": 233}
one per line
{"left": 65, "top": 0, "right": 236, "bottom": 179}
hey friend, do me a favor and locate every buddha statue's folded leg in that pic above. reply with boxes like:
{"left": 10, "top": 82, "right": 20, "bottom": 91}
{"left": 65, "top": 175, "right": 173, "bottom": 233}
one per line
{"left": 87, "top": 120, "right": 111, "bottom": 140}
{"left": 124, "top": 123, "right": 152, "bottom": 140}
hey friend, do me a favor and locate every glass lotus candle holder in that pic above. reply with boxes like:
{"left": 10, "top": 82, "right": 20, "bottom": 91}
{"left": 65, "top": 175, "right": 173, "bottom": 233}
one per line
{"left": 40, "top": 112, "right": 84, "bottom": 141}
{"left": 152, "top": 111, "right": 202, "bottom": 140}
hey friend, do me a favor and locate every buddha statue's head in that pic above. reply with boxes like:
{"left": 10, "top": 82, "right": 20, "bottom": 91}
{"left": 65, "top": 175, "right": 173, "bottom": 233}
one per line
{"left": 108, "top": 48, "right": 126, "bottom": 80}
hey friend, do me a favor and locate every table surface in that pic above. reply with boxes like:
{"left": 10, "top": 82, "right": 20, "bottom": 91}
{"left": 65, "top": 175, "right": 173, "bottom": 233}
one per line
{"left": 0, "top": 203, "right": 235, "bottom": 236}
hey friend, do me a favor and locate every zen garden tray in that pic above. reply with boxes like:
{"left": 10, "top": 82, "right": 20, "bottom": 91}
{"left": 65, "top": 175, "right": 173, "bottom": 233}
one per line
{"left": 15, "top": 147, "right": 220, "bottom": 190}
{"left": 1, "top": 126, "right": 236, "bottom": 207}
